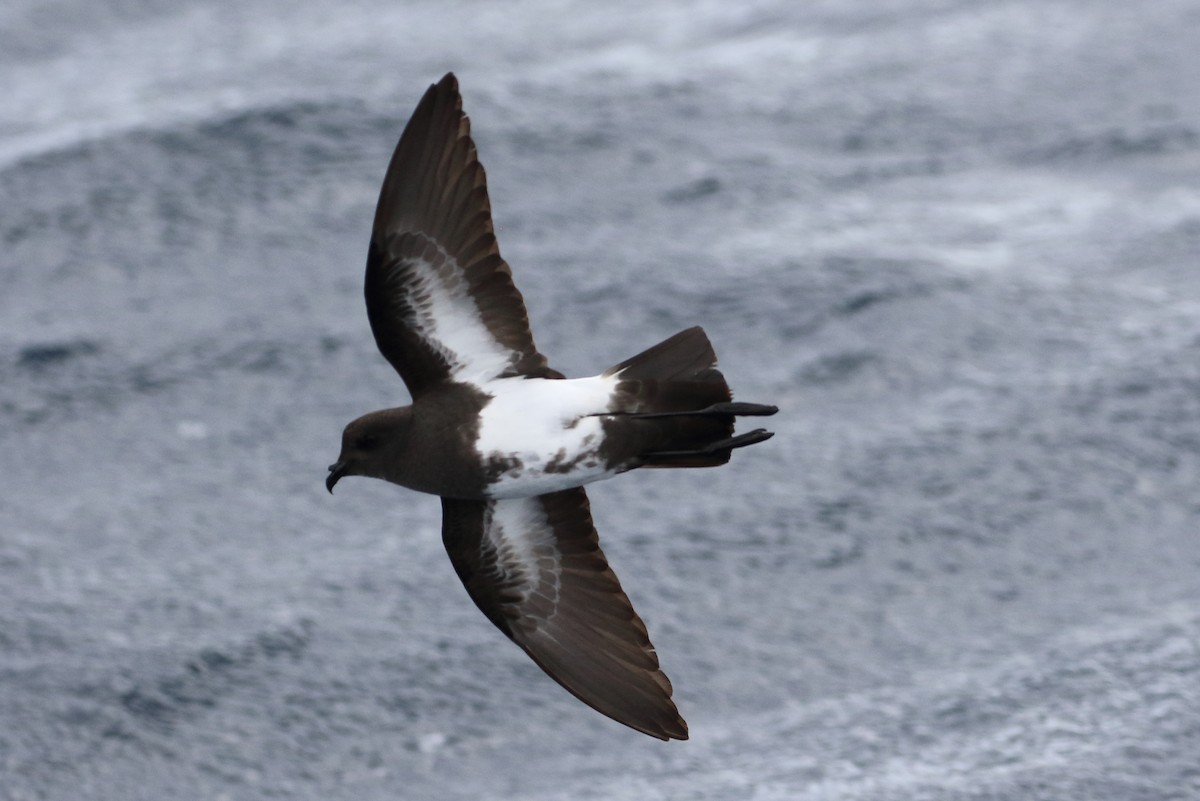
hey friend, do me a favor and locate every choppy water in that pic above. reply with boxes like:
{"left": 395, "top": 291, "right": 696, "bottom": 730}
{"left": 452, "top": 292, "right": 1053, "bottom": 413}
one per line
{"left": 3, "top": 1, "right": 1200, "bottom": 799}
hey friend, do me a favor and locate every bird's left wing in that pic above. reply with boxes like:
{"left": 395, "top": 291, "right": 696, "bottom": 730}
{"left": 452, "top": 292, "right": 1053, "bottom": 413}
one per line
{"left": 440, "top": 488, "right": 688, "bottom": 740}
{"left": 365, "top": 72, "right": 558, "bottom": 398}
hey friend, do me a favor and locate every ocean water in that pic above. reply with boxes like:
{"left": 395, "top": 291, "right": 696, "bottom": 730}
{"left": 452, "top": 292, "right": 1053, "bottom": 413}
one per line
{"left": 3, "top": 1, "right": 1200, "bottom": 799}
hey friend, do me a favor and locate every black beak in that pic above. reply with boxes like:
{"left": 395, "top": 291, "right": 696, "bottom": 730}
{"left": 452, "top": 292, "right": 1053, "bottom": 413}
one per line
{"left": 326, "top": 461, "right": 349, "bottom": 494}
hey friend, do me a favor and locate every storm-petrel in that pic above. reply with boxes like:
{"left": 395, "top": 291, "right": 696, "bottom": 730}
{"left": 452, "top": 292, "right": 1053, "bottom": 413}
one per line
{"left": 327, "top": 73, "right": 777, "bottom": 740}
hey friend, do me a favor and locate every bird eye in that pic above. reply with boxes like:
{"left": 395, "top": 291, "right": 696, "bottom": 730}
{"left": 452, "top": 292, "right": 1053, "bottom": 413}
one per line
{"left": 355, "top": 433, "right": 381, "bottom": 450}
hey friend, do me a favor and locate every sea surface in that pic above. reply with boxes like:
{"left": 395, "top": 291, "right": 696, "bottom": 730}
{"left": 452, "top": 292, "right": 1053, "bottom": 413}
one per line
{"left": 3, "top": 1, "right": 1200, "bottom": 799}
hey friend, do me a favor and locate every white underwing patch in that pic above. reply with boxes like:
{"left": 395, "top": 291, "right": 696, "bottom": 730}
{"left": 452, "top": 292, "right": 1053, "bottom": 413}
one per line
{"left": 398, "top": 249, "right": 515, "bottom": 385}
{"left": 488, "top": 497, "right": 562, "bottom": 622}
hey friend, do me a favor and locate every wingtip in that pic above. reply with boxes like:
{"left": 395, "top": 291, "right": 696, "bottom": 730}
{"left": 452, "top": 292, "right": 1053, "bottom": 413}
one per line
{"left": 666, "top": 718, "right": 690, "bottom": 741}
{"left": 628, "top": 713, "right": 688, "bottom": 741}
{"left": 629, "top": 704, "right": 688, "bottom": 741}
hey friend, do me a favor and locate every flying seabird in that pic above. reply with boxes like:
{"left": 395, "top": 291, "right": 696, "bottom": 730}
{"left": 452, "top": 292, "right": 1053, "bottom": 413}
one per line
{"left": 327, "top": 73, "right": 778, "bottom": 741}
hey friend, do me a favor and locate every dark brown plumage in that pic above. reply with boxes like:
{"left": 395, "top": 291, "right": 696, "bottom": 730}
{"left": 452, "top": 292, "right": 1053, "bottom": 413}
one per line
{"left": 327, "top": 72, "right": 778, "bottom": 741}
{"left": 442, "top": 489, "right": 688, "bottom": 741}
{"left": 364, "top": 73, "right": 560, "bottom": 397}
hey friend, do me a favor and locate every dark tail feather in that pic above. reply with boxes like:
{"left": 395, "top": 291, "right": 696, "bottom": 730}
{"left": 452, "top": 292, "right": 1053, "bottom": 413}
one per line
{"left": 647, "top": 429, "right": 774, "bottom": 458}
{"left": 627, "top": 401, "right": 779, "bottom": 420}
{"left": 604, "top": 326, "right": 719, "bottom": 383}
{"left": 642, "top": 425, "right": 775, "bottom": 468}
{"left": 604, "top": 327, "right": 778, "bottom": 468}
{"left": 606, "top": 327, "right": 730, "bottom": 415}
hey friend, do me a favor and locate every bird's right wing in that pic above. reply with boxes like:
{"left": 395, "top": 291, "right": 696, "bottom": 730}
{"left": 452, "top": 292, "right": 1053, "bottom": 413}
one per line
{"left": 440, "top": 488, "right": 688, "bottom": 740}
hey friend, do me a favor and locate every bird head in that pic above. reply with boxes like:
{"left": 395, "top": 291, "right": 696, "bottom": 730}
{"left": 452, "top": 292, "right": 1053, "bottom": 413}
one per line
{"left": 326, "top": 407, "right": 412, "bottom": 493}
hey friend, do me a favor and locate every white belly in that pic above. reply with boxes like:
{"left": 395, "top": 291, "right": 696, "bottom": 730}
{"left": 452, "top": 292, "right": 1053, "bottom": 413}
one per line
{"left": 475, "top": 374, "right": 621, "bottom": 499}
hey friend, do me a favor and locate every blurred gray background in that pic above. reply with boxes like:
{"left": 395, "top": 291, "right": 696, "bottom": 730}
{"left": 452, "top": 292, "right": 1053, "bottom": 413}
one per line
{"left": 2, "top": 1, "right": 1199, "bottom": 799}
